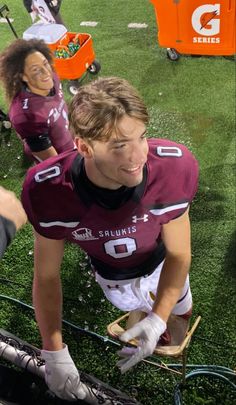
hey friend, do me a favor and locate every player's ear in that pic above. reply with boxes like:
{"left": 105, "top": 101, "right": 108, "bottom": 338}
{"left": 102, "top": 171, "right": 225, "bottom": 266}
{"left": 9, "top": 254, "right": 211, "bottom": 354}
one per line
{"left": 22, "top": 73, "right": 28, "bottom": 84}
{"left": 75, "top": 137, "right": 93, "bottom": 158}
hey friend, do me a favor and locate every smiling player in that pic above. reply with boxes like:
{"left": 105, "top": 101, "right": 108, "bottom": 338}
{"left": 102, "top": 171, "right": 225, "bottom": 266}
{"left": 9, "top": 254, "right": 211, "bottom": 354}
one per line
{"left": 22, "top": 76, "right": 198, "bottom": 400}
{"left": 0, "top": 39, "right": 74, "bottom": 162}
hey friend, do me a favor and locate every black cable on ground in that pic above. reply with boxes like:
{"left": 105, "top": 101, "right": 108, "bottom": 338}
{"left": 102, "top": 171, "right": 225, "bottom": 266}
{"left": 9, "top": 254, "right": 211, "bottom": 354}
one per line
{"left": 0, "top": 293, "right": 235, "bottom": 405}
{"left": 0, "top": 294, "right": 120, "bottom": 346}
{"left": 173, "top": 368, "right": 236, "bottom": 405}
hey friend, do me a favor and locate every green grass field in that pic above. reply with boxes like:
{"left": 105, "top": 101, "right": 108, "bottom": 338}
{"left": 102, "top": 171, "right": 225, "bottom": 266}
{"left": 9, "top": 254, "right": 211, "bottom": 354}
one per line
{"left": 0, "top": 1, "right": 235, "bottom": 404}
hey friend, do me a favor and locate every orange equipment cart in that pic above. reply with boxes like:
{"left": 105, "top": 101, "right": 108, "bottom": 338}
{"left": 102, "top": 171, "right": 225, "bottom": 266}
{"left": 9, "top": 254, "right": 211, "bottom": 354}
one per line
{"left": 23, "top": 24, "right": 101, "bottom": 93}
{"left": 150, "top": 0, "right": 235, "bottom": 60}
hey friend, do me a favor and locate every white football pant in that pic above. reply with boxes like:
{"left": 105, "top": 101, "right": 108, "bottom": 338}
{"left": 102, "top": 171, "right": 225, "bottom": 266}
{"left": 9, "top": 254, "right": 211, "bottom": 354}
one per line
{"left": 95, "top": 261, "right": 192, "bottom": 314}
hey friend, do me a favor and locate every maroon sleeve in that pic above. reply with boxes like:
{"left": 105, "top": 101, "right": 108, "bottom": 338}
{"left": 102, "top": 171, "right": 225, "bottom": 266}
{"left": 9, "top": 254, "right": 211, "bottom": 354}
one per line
{"left": 21, "top": 152, "right": 78, "bottom": 239}
{"left": 9, "top": 98, "right": 49, "bottom": 140}
{"left": 146, "top": 139, "right": 199, "bottom": 225}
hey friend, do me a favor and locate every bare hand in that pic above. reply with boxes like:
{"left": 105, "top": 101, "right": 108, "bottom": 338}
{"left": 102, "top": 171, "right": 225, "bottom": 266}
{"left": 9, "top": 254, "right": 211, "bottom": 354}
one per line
{"left": 0, "top": 187, "right": 27, "bottom": 230}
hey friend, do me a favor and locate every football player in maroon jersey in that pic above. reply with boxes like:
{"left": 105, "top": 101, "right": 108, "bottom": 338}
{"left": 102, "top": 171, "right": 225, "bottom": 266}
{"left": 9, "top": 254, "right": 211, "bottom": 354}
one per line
{"left": 22, "top": 77, "right": 198, "bottom": 400}
{"left": 0, "top": 38, "right": 74, "bottom": 163}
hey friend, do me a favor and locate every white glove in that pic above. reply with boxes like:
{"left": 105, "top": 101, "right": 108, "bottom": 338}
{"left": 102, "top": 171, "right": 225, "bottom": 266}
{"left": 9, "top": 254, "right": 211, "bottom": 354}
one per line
{"left": 117, "top": 312, "right": 166, "bottom": 373}
{"left": 30, "top": 11, "right": 37, "bottom": 22}
{"left": 41, "top": 344, "right": 86, "bottom": 401}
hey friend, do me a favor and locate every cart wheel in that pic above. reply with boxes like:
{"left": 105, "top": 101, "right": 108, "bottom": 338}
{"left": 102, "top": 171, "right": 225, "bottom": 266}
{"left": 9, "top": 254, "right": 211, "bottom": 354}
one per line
{"left": 166, "top": 48, "right": 179, "bottom": 61}
{"left": 87, "top": 60, "right": 101, "bottom": 75}
{"left": 223, "top": 55, "right": 236, "bottom": 61}
{"left": 67, "top": 80, "right": 80, "bottom": 96}
{"left": 2, "top": 120, "right": 11, "bottom": 129}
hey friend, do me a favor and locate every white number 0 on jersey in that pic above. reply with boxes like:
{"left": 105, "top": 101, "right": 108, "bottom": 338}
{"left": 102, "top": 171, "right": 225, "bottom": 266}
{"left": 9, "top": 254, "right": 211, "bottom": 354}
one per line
{"left": 157, "top": 146, "right": 182, "bottom": 157}
{"left": 104, "top": 238, "right": 137, "bottom": 259}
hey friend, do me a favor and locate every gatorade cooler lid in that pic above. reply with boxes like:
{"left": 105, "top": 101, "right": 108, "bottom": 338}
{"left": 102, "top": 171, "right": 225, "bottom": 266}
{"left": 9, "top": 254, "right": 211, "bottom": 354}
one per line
{"left": 23, "top": 23, "right": 67, "bottom": 44}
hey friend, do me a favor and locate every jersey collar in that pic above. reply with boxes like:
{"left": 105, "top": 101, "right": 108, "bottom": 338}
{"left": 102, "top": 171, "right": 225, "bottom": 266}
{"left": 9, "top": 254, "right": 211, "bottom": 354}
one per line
{"left": 71, "top": 154, "right": 147, "bottom": 208}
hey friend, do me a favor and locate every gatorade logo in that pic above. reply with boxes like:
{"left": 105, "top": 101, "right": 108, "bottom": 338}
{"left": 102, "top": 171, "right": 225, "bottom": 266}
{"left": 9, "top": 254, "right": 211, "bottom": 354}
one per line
{"left": 192, "top": 4, "right": 220, "bottom": 44}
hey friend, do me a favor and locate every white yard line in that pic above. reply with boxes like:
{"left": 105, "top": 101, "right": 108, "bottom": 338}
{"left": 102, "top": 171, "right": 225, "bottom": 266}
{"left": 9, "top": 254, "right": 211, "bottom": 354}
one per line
{"left": 80, "top": 21, "right": 98, "bottom": 27}
{"left": 79, "top": 21, "right": 148, "bottom": 29}
{"left": 128, "top": 23, "right": 148, "bottom": 28}
{"left": 0, "top": 17, "right": 14, "bottom": 23}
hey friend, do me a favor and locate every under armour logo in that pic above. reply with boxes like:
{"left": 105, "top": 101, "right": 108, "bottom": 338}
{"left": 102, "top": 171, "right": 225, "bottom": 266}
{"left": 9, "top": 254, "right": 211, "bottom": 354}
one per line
{"left": 132, "top": 214, "right": 149, "bottom": 223}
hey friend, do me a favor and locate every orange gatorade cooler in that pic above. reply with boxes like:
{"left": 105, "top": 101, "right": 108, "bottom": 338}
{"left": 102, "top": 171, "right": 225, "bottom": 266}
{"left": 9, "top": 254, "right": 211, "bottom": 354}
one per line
{"left": 150, "top": 0, "right": 235, "bottom": 59}
{"left": 23, "top": 23, "right": 101, "bottom": 94}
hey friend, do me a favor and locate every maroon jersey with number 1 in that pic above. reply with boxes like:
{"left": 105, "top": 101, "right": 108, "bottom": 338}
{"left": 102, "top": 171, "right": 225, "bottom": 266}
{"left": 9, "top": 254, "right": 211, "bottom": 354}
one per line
{"left": 9, "top": 72, "right": 74, "bottom": 159}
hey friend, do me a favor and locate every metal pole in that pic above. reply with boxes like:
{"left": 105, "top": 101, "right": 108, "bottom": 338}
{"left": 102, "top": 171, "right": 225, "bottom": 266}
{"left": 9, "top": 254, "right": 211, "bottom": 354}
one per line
{"left": 0, "top": 331, "right": 141, "bottom": 404}
{"left": 0, "top": 4, "right": 18, "bottom": 38}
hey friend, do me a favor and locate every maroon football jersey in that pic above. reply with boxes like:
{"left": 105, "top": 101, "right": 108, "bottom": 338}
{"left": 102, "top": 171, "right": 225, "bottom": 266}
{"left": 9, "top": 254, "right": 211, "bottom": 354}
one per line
{"left": 9, "top": 73, "right": 74, "bottom": 157}
{"left": 22, "top": 139, "right": 199, "bottom": 280}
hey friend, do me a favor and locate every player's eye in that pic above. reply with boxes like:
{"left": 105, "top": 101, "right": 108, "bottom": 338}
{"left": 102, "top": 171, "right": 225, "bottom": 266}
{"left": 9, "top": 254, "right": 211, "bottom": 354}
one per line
{"left": 32, "top": 68, "right": 40, "bottom": 75}
{"left": 113, "top": 143, "right": 126, "bottom": 150}
{"left": 44, "top": 61, "right": 51, "bottom": 69}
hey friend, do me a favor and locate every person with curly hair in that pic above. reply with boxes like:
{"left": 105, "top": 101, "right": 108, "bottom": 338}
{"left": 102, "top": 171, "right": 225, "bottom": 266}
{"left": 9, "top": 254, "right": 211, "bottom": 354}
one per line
{"left": 0, "top": 38, "right": 74, "bottom": 162}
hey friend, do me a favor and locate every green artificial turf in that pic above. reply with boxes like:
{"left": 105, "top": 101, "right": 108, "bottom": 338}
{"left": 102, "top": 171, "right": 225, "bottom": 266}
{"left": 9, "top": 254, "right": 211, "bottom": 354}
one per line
{"left": 0, "top": 1, "right": 235, "bottom": 404}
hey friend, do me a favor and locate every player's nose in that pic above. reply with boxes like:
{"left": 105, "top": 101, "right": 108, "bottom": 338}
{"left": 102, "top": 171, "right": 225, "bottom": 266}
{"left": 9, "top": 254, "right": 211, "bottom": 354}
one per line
{"left": 39, "top": 66, "right": 51, "bottom": 77}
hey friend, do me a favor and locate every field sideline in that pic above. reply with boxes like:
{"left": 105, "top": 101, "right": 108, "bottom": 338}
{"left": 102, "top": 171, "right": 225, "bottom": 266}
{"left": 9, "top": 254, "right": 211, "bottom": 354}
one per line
{"left": 0, "top": 1, "right": 235, "bottom": 404}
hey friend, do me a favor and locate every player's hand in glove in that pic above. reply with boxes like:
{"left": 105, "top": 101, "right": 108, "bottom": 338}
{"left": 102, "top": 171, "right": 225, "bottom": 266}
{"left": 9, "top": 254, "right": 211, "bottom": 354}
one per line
{"left": 117, "top": 312, "right": 166, "bottom": 374}
{"left": 41, "top": 344, "right": 86, "bottom": 401}
{"left": 30, "top": 11, "right": 37, "bottom": 22}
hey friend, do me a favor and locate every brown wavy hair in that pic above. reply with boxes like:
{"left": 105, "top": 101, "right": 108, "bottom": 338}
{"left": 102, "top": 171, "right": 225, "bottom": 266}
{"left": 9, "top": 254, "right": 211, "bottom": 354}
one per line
{"left": 0, "top": 38, "right": 54, "bottom": 102}
{"left": 69, "top": 76, "right": 149, "bottom": 142}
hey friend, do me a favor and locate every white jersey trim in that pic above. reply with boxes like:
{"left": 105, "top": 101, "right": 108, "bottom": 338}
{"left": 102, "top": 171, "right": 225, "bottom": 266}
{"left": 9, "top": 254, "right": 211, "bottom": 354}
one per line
{"left": 150, "top": 202, "right": 188, "bottom": 216}
{"left": 39, "top": 221, "right": 79, "bottom": 228}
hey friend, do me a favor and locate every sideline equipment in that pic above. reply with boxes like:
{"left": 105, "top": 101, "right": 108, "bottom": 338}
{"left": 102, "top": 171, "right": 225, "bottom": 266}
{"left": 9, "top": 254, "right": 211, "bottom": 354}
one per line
{"left": 0, "top": 328, "right": 141, "bottom": 405}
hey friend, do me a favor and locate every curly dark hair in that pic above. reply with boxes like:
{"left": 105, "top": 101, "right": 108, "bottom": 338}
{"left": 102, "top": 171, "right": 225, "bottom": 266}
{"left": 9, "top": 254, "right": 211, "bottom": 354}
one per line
{"left": 0, "top": 38, "right": 54, "bottom": 102}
